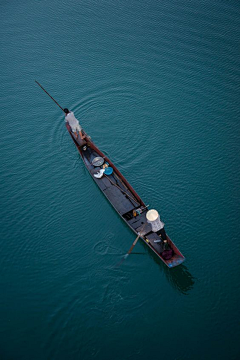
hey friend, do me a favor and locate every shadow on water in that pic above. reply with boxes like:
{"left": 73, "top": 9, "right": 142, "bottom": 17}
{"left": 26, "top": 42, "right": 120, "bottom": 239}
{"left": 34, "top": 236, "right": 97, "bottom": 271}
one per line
{"left": 130, "top": 252, "right": 146, "bottom": 255}
{"left": 116, "top": 240, "right": 195, "bottom": 295}
{"left": 144, "top": 244, "right": 196, "bottom": 295}
{"left": 164, "top": 264, "right": 195, "bottom": 295}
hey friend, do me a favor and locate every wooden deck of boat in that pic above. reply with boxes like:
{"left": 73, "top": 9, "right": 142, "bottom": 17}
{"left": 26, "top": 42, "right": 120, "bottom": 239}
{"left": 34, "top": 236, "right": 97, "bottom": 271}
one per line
{"left": 82, "top": 147, "right": 143, "bottom": 217}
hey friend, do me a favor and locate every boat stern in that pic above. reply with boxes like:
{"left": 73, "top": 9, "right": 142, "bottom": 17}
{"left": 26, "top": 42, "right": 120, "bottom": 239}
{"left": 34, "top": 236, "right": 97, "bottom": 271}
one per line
{"left": 167, "top": 255, "right": 185, "bottom": 268}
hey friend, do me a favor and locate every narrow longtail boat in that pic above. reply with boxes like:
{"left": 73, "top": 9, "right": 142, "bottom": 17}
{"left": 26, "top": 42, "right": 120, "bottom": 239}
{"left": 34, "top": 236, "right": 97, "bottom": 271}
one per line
{"left": 35, "top": 80, "right": 185, "bottom": 268}
{"left": 66, "top": 124, "right": 185, "bottom": 268}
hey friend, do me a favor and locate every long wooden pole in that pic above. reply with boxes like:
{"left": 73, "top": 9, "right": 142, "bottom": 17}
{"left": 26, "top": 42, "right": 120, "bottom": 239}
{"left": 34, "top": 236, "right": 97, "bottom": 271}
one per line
{"left": 116, "top": 232, "right": 144, "bottom": 268}
{"left": 35, "top": 80, "right": 65, "bottom": 112}
{"left": 125, "top": 234, "right": 141, "bottom": 257}
{"left": 104, "top": 174, "right": 139, "bottom": 205}
{"left": 124, "top": 223, "right": 148, "bottom": 258}
{"left": 115, "top": 223, "right": 148, "bottom": 268}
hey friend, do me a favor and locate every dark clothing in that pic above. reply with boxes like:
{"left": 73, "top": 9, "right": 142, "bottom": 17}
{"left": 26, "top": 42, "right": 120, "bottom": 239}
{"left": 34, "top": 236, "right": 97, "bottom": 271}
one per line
{"left": 162, "top": 248, "right": 173, "bottom": 260}
{"left": 163, "top": 240, "right": 170, "bottom": 251}
{"left": 157, "top": 228, "right": 167, "bottom": 240}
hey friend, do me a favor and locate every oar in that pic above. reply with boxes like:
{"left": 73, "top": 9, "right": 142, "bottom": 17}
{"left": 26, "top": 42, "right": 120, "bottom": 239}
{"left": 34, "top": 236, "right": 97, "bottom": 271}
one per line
{"left": 115, "top": 233, "right": 142, "bottom": 268}
{"left": 35, "top": 80, "right": 65, "bottom": 112}
{"left": 124, "top": 234, "right": 141, "bottom": 259}
{"left": 124, "top": 222, "right": 148, "bottom": 259}
{"left": 116, "top": 223, "right": 148, "bottom": 267}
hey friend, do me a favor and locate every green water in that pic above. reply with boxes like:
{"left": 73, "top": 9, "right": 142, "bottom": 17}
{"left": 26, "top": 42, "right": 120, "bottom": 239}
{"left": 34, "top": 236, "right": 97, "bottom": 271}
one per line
{"left": 1, "top": 1, "right": 240, "bottom": 359}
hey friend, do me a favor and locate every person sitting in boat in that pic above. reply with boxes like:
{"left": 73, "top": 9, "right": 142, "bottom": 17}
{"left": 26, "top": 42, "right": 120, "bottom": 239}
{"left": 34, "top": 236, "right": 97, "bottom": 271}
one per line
{"left": 64, "top": 108, "right": 85, "bottom": 140}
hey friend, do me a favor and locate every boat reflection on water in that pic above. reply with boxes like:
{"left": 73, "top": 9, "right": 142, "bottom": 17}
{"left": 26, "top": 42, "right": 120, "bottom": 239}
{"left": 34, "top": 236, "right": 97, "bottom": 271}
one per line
{"left": 144, "top": 245, "right": 195, "bottom": 295}
{"left": 164, "top": 263, "right": 195, "bottom": 295}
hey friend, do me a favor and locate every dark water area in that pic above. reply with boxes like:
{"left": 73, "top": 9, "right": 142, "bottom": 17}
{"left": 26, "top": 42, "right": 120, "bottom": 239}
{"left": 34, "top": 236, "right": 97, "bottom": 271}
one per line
{"left": 1, "top": 1, "right": 240, "bottom": 359}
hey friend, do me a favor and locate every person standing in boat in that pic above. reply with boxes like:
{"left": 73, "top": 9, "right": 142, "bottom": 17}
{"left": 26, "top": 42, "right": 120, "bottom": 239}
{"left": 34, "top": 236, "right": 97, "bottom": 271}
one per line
{"left": 146, "top": 209, "right": 167, "bottom": 240}
{"left": 156, "top": 216, "right": 167, "bottom": 240}
{"left": 64, "top": 108, "right": 85, "bottom": 140}
{"left": 156, "top": 221, "right": 169, "bottom": 250}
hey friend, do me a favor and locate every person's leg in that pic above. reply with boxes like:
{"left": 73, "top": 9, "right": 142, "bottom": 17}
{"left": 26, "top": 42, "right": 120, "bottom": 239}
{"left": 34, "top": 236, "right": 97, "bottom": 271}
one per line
{"left": 160, "top": 228, "right": 167, "bottom": 240}
{"left": 79, "top": 130, "right": 86, "bottom": 140}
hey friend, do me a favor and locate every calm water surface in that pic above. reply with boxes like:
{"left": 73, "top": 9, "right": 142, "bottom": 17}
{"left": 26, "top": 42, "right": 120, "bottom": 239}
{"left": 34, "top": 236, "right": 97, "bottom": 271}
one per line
{"left": 0, "top": 1, "right": 240, "bottom": 359}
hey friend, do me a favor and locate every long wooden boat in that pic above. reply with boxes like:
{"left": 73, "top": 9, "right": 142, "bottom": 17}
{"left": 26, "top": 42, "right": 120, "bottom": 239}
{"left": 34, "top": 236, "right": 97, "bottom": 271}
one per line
{"left": 66, "top": 123, "right": 185, "bottom": 268}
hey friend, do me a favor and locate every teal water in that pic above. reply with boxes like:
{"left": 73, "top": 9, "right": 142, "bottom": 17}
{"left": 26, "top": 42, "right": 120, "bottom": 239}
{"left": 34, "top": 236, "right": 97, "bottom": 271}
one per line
{"left": 1, "top": 1, "right": 240, "bottom": 359}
